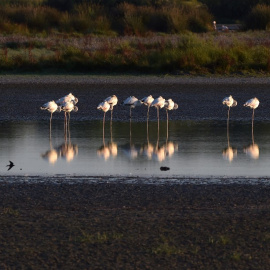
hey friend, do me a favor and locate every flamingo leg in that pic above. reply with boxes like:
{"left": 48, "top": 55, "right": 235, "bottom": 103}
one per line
{"left": 103, "top": 112, "right": 105, "bottom": 146}
{"left": 50, "top": 112, "right": 52, "bottom": 140}
{"left": 68, "top": 112, "right": 71, "bottom": 142}
{"left": 166, "top": 109, "right": 169, "bottom": 142}
{"left": 110, "top": 109, "right": 113, "bottom": 136}
{"left": 157, "top": 107, "right": 160, "bottom": 141}
{"left": 252, "top": 109, "right": 255, "bottom": 144}
{"left": 130, "top": 106, "right": 132, "bottom": 119}
{"left": 64, "top": 112, "right": 67, "bottom": 141}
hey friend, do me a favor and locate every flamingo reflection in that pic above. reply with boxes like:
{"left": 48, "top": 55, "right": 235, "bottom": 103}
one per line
{"left": 243, "top": 97, "right": 260, "bottom": 160}
{"left": 222, "top": 118, "right": 237, "bottom": 162}
{"left": 243, "top": 143, "right": 259, "bottom": 159}
{"left": 42, "top": 145, "right": 58, "bottom": 164}
{"left": 97, "top": 119, "right": 118, "bottom": 161}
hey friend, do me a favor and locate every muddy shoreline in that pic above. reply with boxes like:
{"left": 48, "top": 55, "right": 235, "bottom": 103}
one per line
{"left": 1, "top": 181, "right": 270, "bottom": 269}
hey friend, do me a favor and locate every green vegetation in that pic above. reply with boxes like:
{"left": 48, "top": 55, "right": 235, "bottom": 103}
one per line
{"left": 0, "top": 0, "right": 270, "bottom": 74}
{"left": 1, "top": 32, "right": 270, "bottom": 74}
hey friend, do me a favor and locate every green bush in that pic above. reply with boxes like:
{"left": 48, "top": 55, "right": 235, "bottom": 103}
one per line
{"left": 245, "top": 4, "right": 270, "bottom": 30}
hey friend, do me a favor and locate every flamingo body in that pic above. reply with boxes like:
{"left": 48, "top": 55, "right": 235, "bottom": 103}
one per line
{"left": 164, "top": 99, "right": 175, "bottom": 111}
{"left": 40, "top": 100, "right": 61, "bottom": 113}
{"left": 97, "top": 101, "right": 110, "bottom": 113}
{"left": 104, "top": 95, "right": 118, "bottom": 110}
{"left": 56, "top": 93, "right": 78, "bottom": 105}
{"left": 244, "top": 98, "right": 259, "bottom": 109}
{"left": 123, "top": 96, "right": 142, "bottom": 108}
{"left": 151, "top": 96, "right": 165, "bottom": 109}
{"left": 61, "top": 102, "right": 78, "bottom": 113}
{"left": 222, "top": 95, "right": 237, "bottom": 107}
{"left": 141, "top": 95, "right": 154, "bottom": 106}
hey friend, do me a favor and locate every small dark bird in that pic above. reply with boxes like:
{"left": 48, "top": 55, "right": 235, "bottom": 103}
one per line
{"left": 160, "top": 166, "right": 170, "bottom": 171}
{"left": 6, "top": 161, "right": 15, "bottom": 171}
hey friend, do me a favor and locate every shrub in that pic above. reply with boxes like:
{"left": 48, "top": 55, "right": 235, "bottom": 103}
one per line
{"left": 245, "top": 4, "right": 270, "bottom": 30}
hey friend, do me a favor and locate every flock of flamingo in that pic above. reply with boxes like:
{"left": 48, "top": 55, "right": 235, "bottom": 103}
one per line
{"left": 222, "top": 95, "right": 260, "bottom": 161}
{"left": 40, "top": 93, "right": 260, "bottom": 163}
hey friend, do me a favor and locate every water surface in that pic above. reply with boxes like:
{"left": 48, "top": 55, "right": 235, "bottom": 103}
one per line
{"left": 0, "top": 119, "right": 269, "bottom": 178}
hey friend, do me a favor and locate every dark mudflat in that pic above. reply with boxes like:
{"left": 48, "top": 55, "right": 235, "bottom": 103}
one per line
{"left": 1, "top": 181, "right": 270, "bottom": 269}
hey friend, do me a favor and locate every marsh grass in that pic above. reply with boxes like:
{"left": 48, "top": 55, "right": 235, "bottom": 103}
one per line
{"left": 0, "top": 32, "right": 270, "bottom": 74}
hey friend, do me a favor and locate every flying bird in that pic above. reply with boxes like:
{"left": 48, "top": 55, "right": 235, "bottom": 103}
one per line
{"left": 123, "top": 96, "right": 142, "bottom": 119}
{"left": 6, "top": 161, "right": 15, "bottom": 171}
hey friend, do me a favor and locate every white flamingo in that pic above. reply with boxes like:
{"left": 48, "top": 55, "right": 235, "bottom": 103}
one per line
{"left": 61, "top": 101, "right": 78, "bottom": 139}
{"left": 244, "top": 97, "right": 259, "bottom": 115}
{"left": 151, "top": 96, "right": 165, "bottom": 133}
{"left": 104, "top": 95, "right": 118, "bottom": 121}
{"left": 56, "top": 93, "right": 78, "bottom": 105}
{"left": 164, "top": 99, "right": 177, "bottom": 140}
{"left": 123, "top": 96, "right": 142, "bottom": 119}
{"left": 97, "top": 101, "right": 111, "bottom": 143}
{"left": 244, "top": 97, "right": 260, "bottom": 143}
{"left": 222, "top": 95, "right": 237, "bottom": 119}
{"left": 40, "top": 100, "right": 61, "bottom": 136}
{"left": 141, "top": 95, "right": 154, "bottom": 121}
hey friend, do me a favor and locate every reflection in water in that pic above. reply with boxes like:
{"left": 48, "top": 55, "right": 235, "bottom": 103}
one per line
{"left": 97, "top": 142, "right": 118, "bottom": 161}
{"left": 243, "top": 111, "right": 260, "bottom": 160}
{"left": 140, "top": 143, "right": 154, "bottom": 160}
{"left": 97, "top": 119, "right": 118, "bottom": 161}
{"left": 42, "top": 142, "right": 78, "bottom": 164}
{"left": 222, "top": 111, "right": 237, "bottom": 162}
{"left": 57, "top": 143, "right": 78, "bottom": 162}
{"left": 42, "top": 148, "right": 58, "bottom": 164}
{"left": 223, "top": 146, "right": 237, "bottom": 162}
{"left": 243, "top": 143, "right": 259, "bottom": 159}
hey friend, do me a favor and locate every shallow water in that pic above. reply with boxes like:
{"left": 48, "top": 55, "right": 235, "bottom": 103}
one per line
{"left": 0, "top": 119, "right": 269, "bottom": 178}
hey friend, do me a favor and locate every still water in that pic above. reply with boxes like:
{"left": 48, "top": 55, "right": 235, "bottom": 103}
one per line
{"left": 0, "top": 119, "right": 269, "bottom": 177}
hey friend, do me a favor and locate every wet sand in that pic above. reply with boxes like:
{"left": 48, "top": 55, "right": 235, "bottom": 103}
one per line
{"left": 1, "top": 75, "right": 270, "bottom": 268}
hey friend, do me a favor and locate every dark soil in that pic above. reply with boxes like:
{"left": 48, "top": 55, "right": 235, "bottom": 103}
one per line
{"left": 1, "top": 182, "right": 270, "bottom": 269}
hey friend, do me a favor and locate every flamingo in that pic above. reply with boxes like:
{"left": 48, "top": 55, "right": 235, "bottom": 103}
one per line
{"left": 141, "top": 95, "right": 154, "bottom": 121}
{"left": 61, "top": 101, "right": 78, "bottom": 139}
{"left": 123, "top": 96, "right": 142, "bottom": 119}
{"left": 151, "top": 96, "right": 165, "bottom": 134}
{"left": 97, "top": 101, "right": 111, "bottom": 143}
{"left": 164, "top": 99, "right": 177, "bottom": 140}
{"left": 222, "top": 95, "right": 237, "bottom": 120}
{"left": 222, "top": 95, "right": 237, "bottom": 136}
{"left": 40, "top": 100, "right": 61, "bottom": 136}
{"left": 56, "top": 93, "right": 78, "bottom": 105}
{"left": 244, "top": 97, "right": 260, "bottom": 143}
{"left": 104, "top": 95, "right": 118, "bottom": 121}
